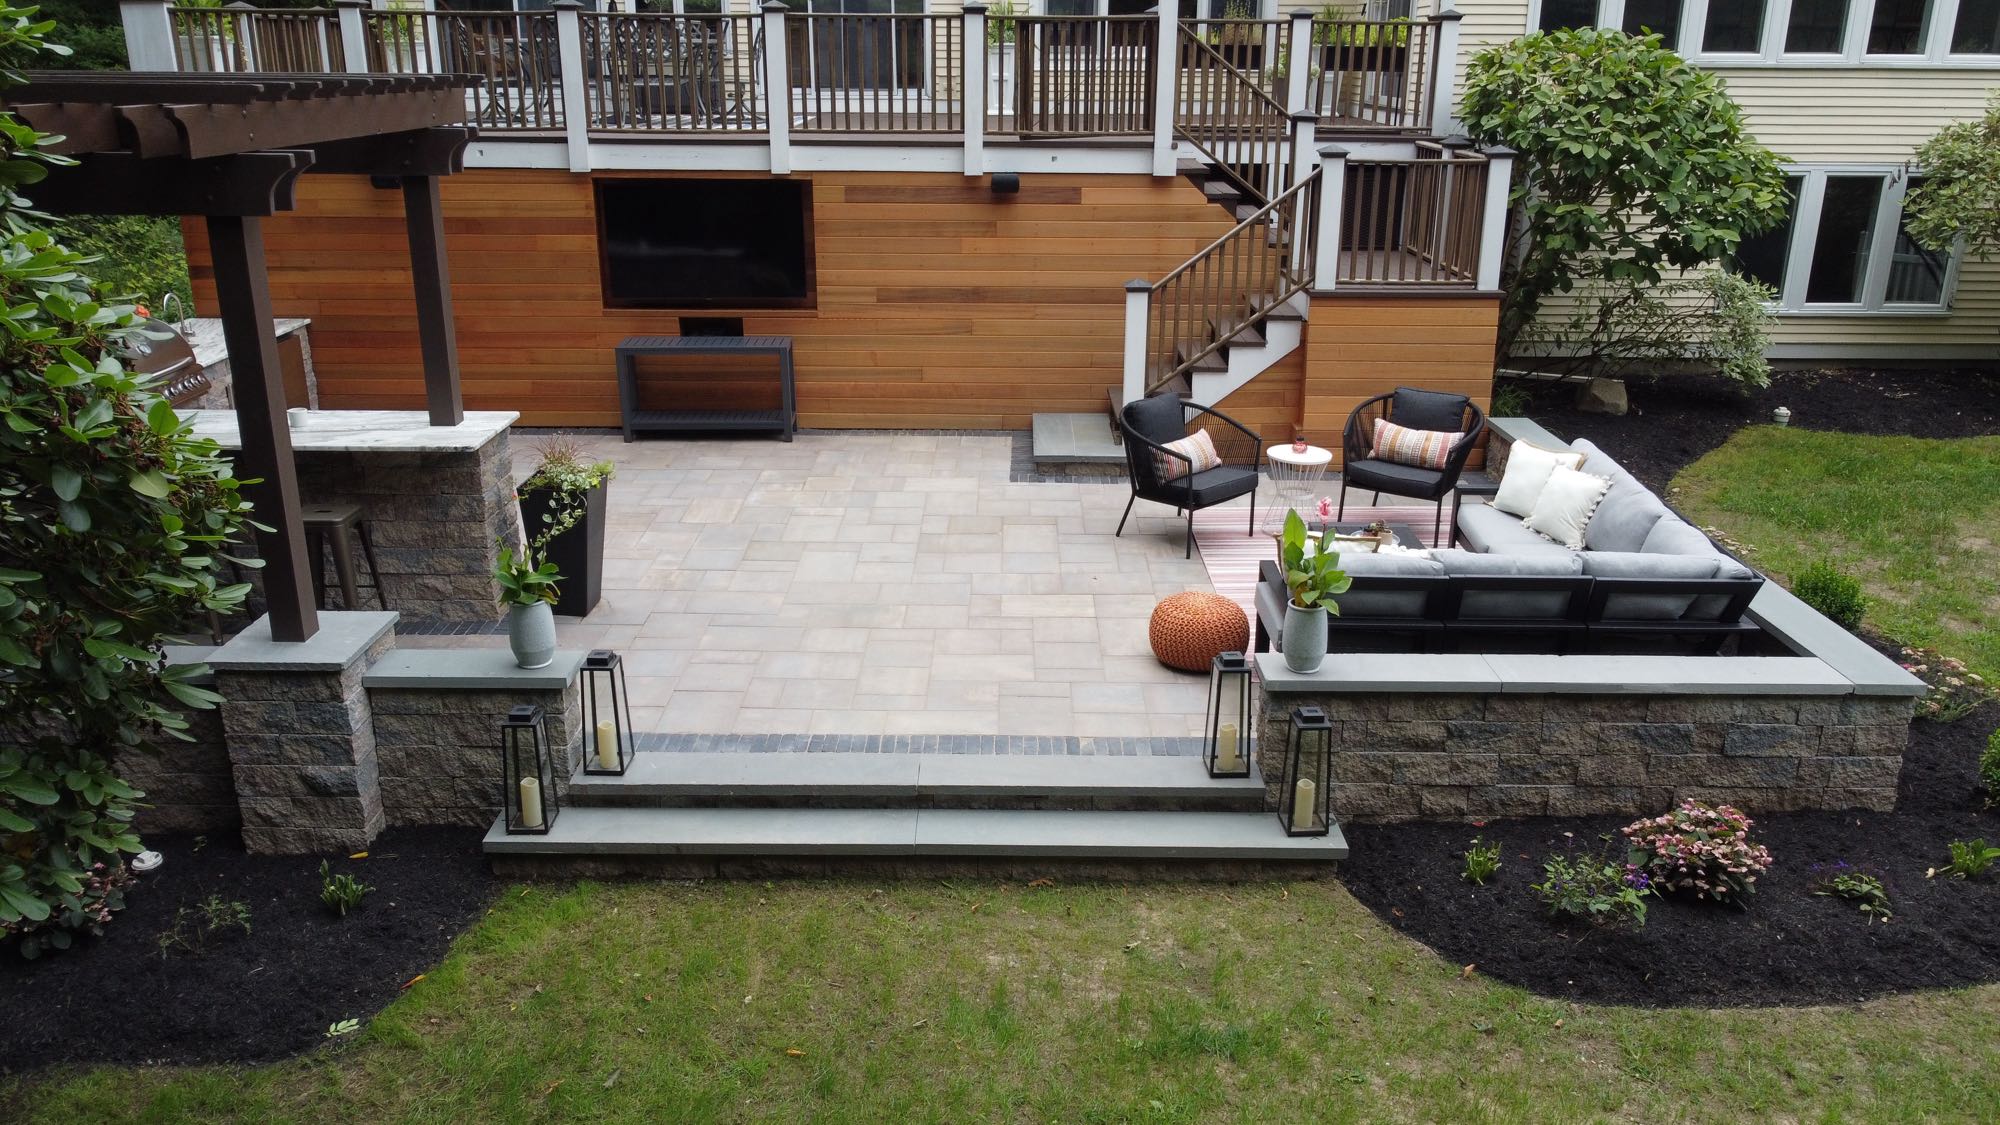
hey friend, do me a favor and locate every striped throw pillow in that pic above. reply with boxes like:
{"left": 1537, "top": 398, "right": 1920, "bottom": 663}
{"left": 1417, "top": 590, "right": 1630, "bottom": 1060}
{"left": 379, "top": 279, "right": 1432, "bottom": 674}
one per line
{"left": 1372, "top": 417, "right": 1460, "bottom": 470}
{"left": 1154, "top": 427, "right": 1222, "bottom": 482}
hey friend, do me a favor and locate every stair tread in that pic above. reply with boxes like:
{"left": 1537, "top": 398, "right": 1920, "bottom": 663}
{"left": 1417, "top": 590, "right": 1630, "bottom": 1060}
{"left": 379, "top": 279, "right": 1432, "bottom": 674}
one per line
{"left": 485, "top": 807, "right": 1347, "bottom": 860}
{"left": 569, "top": 751, "right": 1263, "bottom": 800}
{"left": 1173, "top": 346, "right": 1228, "bottom": 373}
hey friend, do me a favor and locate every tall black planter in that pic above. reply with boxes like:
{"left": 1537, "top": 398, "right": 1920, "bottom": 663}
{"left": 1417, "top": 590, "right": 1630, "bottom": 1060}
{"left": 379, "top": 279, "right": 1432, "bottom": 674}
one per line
{"left": 518, "top": 481, "right": 606, "bottom": 618}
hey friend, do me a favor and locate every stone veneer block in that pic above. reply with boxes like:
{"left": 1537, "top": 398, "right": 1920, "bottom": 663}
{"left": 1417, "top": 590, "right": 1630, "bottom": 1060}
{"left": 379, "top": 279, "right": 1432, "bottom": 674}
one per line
{"left": 364, "top": 648, "right": 588, "bottom": 691}
{"left": 211, "top": 612, "right": 397, "bottom": 853}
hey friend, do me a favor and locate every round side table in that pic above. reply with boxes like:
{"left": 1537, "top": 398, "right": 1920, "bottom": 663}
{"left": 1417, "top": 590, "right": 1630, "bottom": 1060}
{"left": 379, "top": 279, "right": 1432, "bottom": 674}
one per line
{"left": 1263, "top": 443, "right": 1334, "bottom": 535}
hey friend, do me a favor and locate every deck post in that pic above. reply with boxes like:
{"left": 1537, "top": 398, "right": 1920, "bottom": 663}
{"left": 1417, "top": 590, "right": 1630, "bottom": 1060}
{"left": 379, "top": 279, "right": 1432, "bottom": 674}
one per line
{"left": 1312, "top": 144, "right": 1347, "bottom": 293}
{"left": 552, "top": 0, "right": 590, "bottom": 172}
{"left": 1122, "top": 280, "right": 1151, "bottom": 407}
{"left": 334, "top": 0, "right": 369, "bottom": 75}
{"left": 118, "top": 0, "right": 177, "bottom": 71}
{"left": 1149, "top": 5, "right": 1176, "bottom": 177}
{"left": 1284, "top": 9, "right": 1312, "bottom": 116}
{"left": 206, "top": 215, "right": 320, "bottom": 643}
{"left": 962, "top": 4, "right": 987, "bottom": 176}
{"left": 1477, "top": 145, "right": 1514, "bottom": 292}
{"left": 1289, "top": 113, "right": 1317, "bottom": 280}
{"left": 1429, "top": 10, "right": 1463, "bottom": 136}
{"left": 402, "top": 174, "right": 465, "bottom": 426}
{"left": 761, "top": 2, "right": 793, "bottom": 175}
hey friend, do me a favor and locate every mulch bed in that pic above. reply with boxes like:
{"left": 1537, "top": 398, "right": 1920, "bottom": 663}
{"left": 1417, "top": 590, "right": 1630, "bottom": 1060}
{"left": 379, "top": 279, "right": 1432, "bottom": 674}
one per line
{"left": 1521, "top": 366, "right": 2000, "bottom": 492}
{"left": 0, "top": 827, "right": 492, "bottom": 1073}
{"left": 1339, "top": 704, "right": 2000, "bottom": 1008}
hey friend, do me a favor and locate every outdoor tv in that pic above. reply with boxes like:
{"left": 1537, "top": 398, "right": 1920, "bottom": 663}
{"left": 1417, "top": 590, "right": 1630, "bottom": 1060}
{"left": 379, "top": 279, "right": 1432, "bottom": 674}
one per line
{"left": 595, "top": 178, "right": 815, "bottom": 309}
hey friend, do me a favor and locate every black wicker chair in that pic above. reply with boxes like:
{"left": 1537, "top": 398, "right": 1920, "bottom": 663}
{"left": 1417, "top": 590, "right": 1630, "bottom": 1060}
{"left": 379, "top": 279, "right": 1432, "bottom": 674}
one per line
{"left": 1336, "top": 386, "right": 1487, "bottom": 543}
{"left": 1115, "top": 393, "right": 1263, "bottom": 559}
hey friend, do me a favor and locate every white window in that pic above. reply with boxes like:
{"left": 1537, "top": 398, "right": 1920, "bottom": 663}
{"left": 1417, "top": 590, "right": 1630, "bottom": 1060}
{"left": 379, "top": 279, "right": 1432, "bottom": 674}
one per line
{"left": 1732, "top": 168, "right": 1958, "bottom": 313}
{"left": 1523, "top": 0, "right": 2000, "bottom": 63}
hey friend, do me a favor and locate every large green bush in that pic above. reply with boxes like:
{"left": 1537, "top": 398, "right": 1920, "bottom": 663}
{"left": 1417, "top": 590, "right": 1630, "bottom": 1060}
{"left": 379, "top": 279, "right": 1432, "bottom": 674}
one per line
{"left": 0, "top": 6, "right": 253, "bottom": 955}
{"left": 1512, "top": 267, "right": 1777, "bottom": 389}
{"left": 1902, "top": 93, "right": 2000, "bottom": 261}
{"left": 1460, "top": 28, "right": 1790, "bottom": 355}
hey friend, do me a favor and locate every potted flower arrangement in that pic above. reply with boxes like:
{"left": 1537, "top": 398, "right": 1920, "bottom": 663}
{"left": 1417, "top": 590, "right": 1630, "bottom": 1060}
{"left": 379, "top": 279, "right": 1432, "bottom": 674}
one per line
{"left": 495, "top": 544, "right": 561, "bottom": 669}
{"left": 1278, "top": 508, "right": 1350, "bottom": 674}
{"left": 516, "top": 437, "right": 613, "bottom": 618}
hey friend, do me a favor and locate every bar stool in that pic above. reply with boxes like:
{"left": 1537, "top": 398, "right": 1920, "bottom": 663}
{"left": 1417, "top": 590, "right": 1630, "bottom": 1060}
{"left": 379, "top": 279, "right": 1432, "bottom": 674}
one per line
{"left": 302, "top": 503, "right": 388, "bottom": 611}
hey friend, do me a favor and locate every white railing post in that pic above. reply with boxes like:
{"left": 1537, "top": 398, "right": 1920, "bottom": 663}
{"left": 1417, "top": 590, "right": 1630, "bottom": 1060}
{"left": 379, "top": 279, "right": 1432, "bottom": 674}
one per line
{"left": 1477, "top": 145, "right": 1514, "bottom": 292}
{"left": 1313, "top": 143, "right": 1347, "bottom": 292}
{"left": 1430, "top": 9, "right": 1463, "bottom": 137}
{"left": 119, "top": 0, "right": 177, "bottom": 70}
{"left": 1289, "top": 114, "right": 1318, "bottom": 280}
{"left": 1284, "top": 9, "right": 1313, "bottom": 116}
{"left": 1122, "top": 280, "right": 1152, "bottom": 406}
{"left": 761, "top": 1, "right": 793, "bottom": 175}
{"left": 552, "top": 0, "right": 591, "bottom": 172}
{"left": 334, "top": 0, "right": 369, "bottom": 74}
{"left": 1149, "top": 5, "right": 1177, "bottom": 177}
{"left": 962, "top": 4, "right": 986, "bottom": 176}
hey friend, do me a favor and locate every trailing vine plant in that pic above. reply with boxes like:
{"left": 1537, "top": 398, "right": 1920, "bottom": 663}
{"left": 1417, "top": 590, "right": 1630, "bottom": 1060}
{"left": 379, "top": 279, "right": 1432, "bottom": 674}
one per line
{"left": 517, "top": 435, "right": 612, "bottom": 562}
{"left": 0, "top": 6, "right": 254, "bottom": 955}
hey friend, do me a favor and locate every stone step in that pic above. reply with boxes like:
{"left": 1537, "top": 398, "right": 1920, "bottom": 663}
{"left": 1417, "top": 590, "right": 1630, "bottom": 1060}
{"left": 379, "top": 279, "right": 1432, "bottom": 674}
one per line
{"left": 567, "top": 751, "right": 1266, "bottom": 811}
{"left": 1030, "top": 411, "right": 1124, "bottom": 464}
{"left": 483, "top": 806, "right": 1347, "bottom": 863}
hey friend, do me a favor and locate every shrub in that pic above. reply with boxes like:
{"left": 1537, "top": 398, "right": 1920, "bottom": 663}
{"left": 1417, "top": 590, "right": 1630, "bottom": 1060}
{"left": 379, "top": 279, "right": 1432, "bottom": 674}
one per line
{"left": 1981, "top": 730, "right": 2000, "bottom": 805}
{"left": 0, "top": 8, "right": 253, "bottom": 955}
{"left": 1461, "top": 837, "right": 1501, "bottom": 886}
{"left": 1937, "top": 839, "right": 2000, "bottom": 881}
{"left": 1809, "top": 861, "right": 1892, "bottom": 924}
{"left": 1898, "top": 646, "right": 1993, "bottom": 722}
{"left": 1531, "top": 853, "right": 1651, "bottom": 930}
{"left": 157, "top": 895, "right": 252, "bottom": 957}
{"left": 320, "top": 861, "right": 373, "bottom": 917}
{"left": 1511, "top": 269, "right": 1777, "bottom": 390}
{"left": 1622, "top": 800, "right": 1773, "bottom": 903}
{"left": 1791, "top": 560, "right": 1865, "bottom": 631}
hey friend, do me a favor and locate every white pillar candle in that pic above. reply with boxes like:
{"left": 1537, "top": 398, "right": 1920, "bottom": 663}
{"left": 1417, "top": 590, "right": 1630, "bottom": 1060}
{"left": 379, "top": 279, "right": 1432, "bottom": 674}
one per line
{"left": 518, "top": 775, "right": 544, "bottom": 830}
{"left": 595, "top": 720, "right": 618, "bottom": 770}
{"left": 1291, "top": 777, "right": 1316, "bottom": 833}
{"left": 1216, "top": 723, "right": 1240, "bottom": 772}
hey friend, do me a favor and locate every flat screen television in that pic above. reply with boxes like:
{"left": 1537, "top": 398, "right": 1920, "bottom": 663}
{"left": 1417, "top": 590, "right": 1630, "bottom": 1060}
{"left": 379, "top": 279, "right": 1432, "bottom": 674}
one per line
{"left": 595, "top": 178, "right": 815, "bottom": 309}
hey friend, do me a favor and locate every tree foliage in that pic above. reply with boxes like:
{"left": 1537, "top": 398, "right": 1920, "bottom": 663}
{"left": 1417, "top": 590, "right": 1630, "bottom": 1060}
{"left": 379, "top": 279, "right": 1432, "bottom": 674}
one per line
{"left": 1460, "top": 28, "right": 1790, "bottom": 353}
{"left": 1513, "top": 269, "right": 1777, "bottom": 390}
{"left": 0, "top": 6, "right": 254, "bottom": 955}
{"left": 1902, "top": 94, "right": 2000, "bottom": 261}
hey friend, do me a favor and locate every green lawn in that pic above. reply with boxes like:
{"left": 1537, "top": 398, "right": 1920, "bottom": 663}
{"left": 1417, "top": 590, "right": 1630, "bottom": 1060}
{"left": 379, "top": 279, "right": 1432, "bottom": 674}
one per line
{"left": 1672, "top": 426, "right": 2000, "bottom": 679}
{"left": 9, "top": 879, "right": 2000, "bottom": 1122}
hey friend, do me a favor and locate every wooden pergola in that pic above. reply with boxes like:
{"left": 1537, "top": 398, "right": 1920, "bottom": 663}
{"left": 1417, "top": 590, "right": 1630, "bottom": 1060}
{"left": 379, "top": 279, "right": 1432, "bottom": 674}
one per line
{"left": 8, "top": 72, "right": 482, "bottom": 643}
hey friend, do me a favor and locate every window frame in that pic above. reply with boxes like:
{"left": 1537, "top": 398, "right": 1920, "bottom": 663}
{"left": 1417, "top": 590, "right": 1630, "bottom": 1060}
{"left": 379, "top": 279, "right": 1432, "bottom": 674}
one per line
{"left": 1752, "top": 165, "right": 1962, "bottom": 315}
{"left": 1521, "top": 0, "right": 2000, "bottom": 65}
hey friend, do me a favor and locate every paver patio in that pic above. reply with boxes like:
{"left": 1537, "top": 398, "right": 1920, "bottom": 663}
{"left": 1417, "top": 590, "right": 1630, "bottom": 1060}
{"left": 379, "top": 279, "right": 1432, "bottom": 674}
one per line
{"left": 406, "top": 431, "right": 1225, "bottom": 738}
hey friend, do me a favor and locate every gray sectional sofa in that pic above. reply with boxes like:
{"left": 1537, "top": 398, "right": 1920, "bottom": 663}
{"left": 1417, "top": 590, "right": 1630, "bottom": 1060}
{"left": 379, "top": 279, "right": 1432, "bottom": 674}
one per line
{"left": 1254, "top": 438, "right": 1766, "bottom": 656}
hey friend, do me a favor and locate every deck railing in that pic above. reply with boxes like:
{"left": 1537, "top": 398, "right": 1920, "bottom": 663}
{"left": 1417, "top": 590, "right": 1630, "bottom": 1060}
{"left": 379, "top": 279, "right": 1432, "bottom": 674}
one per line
{"left": 990, "top": 15, "right": 1155, "bottom": 138}
{"left": 1309, "top": 17, "right": 1437, "bottom": 132}
{"left": 1335, "top": 144, "right": 1487, "bottom": 286}
{"left": 1142, "top": 168, "right": 1321, "bottom": 395}
{"left": 786, "top": 12, "right": 962, "bottom": 134}
{"left": 581, "top": 12, "right": 765, "bottom": 133}
{"left": 362, "top": 9, "right": 565, "bottom": 132}
{"left": 170, "top": 6, "right": 344, "bottom": 73}
{"left": 1175, "top": 21, "right": 1292, "bottom": 207}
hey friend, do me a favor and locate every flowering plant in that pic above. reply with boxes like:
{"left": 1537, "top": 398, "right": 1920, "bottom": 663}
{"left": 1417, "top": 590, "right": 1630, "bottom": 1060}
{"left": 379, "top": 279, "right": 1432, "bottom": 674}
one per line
{"left": 1809, "top": 860, "right": 1892, "bottom": 924}
{"left": 1622, "top": 800, "right": 1773, "bottom": 903}
{"left": 1897, "top": 646, "right": 1992, "bottom": 722}
{"left": 1531, "top": 852, "right": 1651, "bottom": 930}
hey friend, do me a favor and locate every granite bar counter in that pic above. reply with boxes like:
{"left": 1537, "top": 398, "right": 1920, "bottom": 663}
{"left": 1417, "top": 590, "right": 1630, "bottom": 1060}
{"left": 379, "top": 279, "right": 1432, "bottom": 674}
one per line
{"left": 186, "top": 409, "right": 521, "bottom": 626}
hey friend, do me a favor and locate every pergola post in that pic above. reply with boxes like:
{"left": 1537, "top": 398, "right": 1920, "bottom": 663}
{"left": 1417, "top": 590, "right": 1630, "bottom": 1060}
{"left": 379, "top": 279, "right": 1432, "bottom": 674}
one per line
{"left": 206, "top": 215, "right": 320, "bottom": 643}
{"left": 401, "top": 173, "right": 464, "bottom": 425}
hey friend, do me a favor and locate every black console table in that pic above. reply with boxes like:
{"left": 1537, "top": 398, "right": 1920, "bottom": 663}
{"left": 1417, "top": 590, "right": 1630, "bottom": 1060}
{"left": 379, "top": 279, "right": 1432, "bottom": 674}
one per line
{"left": 614, "top": 335, "right": 796, "bottom": 443}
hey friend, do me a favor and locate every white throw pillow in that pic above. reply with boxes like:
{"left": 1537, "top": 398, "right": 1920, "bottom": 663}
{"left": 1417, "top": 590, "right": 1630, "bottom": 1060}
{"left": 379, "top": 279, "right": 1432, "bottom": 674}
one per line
{"left": 1523, "top": 465, "right": 1612, "bottom": 550}
{"left": 1492, "top": 440, "right": 1585, "bottom": 517}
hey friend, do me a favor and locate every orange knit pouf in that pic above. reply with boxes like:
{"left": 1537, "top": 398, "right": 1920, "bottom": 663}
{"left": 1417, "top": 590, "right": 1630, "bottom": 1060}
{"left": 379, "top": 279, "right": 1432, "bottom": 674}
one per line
{"left": 1148, "top": 591, "right": 1251, "bottom": 672}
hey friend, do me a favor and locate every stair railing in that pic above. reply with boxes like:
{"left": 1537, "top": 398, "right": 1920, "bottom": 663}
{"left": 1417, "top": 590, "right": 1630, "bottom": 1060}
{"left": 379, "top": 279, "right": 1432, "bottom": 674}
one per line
{"left": 1138, "top": 166, "right": 1321, "bottom": 397}
{"left": 1174, "top": 20, "right": 1293, "bottom": 206}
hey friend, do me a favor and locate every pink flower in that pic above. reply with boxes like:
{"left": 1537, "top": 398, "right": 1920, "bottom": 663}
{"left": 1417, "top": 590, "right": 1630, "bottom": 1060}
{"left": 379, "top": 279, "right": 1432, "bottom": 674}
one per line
{"left": 1315, "top": 497, "right": 1333, "bottom": 520}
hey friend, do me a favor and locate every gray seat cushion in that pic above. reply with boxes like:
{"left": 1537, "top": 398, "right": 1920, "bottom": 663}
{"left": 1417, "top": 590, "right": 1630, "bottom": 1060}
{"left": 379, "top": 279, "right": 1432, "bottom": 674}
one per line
{"left": 1584, "top": 468, "right": 1671, "bottom": 553}
{"left": 1455, "top": 501, "right": 1574, "bottom": 556}
{"left": 1165, "top": 464, "right": 1258, "bottom": 507}
{"left": 1343, "top": 458, "right": 1448, "bottom": 498}
{"left": 1432, "top": 548, "right": 1583, "bottom": 618}
{"left": 1641, "top": 517, "right": 1759, "bottom": 617}
{"left": 1330, "top": 551, "right": 1447, "bottom": 618}
{"left": 1391, "top": 386, "right": 1470, "bottom": 433}
{"left": 1582, "top": 551, "right": 1720, "bottom": 619}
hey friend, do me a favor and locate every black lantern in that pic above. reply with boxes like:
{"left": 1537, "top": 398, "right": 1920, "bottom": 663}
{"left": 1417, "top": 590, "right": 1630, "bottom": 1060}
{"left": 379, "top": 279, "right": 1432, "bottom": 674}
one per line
{"left": 581, "top": 649, "right": 635, "bottom": 776}
{"left": 1279, "top": 705, "right": 1333, "bottom": 837}
{"left": 501, "top": 704, "right": 558, "bottom": 835}
{"left": 1205, "top": 651, "right": 1253, "bottom": 779}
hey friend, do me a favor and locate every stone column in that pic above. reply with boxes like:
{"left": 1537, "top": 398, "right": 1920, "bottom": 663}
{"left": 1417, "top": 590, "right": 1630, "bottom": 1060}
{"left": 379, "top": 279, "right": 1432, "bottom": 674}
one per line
{"left": 209, "top": 611, "right": 398, "bottom": 853}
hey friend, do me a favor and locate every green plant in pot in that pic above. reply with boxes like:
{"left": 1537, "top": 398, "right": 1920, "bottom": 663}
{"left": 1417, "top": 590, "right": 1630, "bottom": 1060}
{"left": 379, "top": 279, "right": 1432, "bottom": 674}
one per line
{"left": 516, "top": 437, "right": 613, "bottom": 618}
{"left": 495, "top": 545, "right": 561, "bottom": 669}
{"left": 1278, "top": 509, "right": 1349, "bottom": 674}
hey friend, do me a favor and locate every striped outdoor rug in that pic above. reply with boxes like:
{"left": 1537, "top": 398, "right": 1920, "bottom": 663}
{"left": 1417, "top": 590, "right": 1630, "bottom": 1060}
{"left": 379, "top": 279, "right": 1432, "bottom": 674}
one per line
{"left": 1190, "top": 500, "right": 1446, "bottom": 628}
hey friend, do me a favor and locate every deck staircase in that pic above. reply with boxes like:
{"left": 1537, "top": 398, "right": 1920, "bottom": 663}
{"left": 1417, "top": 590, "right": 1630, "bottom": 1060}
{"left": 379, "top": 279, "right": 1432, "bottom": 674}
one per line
{"left": 483, "top": 748, "right": 1346, "bottom": 877}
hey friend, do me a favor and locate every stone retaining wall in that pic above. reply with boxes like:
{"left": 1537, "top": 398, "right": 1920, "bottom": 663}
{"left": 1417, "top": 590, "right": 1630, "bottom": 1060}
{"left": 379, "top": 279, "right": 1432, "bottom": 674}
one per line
{"left": 115, "top": 705, "right": 239, "bottom": 833}
{"left": 372, "top": 683, "right": 584, "bottom": 828}
{"left": 1255, "top": 690, "right": 1914, "bottom": 822}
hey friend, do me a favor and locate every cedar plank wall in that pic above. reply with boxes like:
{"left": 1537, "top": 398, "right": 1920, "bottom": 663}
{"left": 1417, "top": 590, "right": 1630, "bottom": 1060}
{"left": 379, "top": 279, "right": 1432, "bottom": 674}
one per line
{"left": 184, "top": 169, "right": 1303, "bottom": 436}
{"left": 1302, "top": 293, "right": 1499, "bottom": 468}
